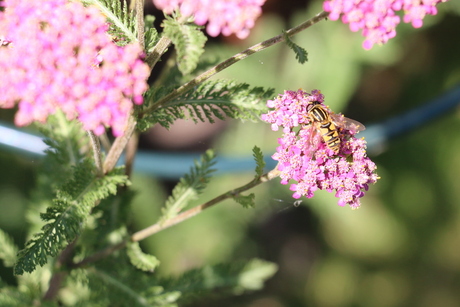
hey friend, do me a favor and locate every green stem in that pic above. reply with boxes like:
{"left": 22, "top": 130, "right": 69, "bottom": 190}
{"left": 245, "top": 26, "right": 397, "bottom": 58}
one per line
{"left": 72, "top": 168, "right": 280, "bottom": 267}
{"left": 87, "top": 131, "right": 103, "bottom": 177}
{"left": 135, "top": 0, "right": 145, "bottom": 49}
{"left": 142, "top": 10, "right": 329, "bottom": 115}
{"left": 131, "top": 168, "right": 280, "bottom": 241}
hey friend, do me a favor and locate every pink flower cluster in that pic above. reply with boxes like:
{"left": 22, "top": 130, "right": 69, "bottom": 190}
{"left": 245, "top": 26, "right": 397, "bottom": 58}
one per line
{"left": 323, "top": 0, "right": 449, "bottom": 49}
{"left": 261, "top": 89, "right": 379, "bottom": 208}
{"left": 152, "top": 0, "right": 266, "bottom": 39}
{"left": 0, "top": 0, "right": 150, "bottom": 136}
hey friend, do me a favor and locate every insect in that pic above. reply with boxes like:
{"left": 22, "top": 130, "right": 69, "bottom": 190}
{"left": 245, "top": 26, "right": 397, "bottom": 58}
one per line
{"left": 305, "top": 101, "right": 365, "bottom": 154}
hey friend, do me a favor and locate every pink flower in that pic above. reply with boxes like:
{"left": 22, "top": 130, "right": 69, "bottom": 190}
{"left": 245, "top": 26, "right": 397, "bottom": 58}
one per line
{"left": 152, "top": 0, "right": 266, "bottom": 39}
{"left": 323, "top": 0, "right": 449, "bottom": 49}
{"left": 0, "top": 0, "right": 150, "bottom": 136}
{"left": 262, "top": 89, "right": 379, "bottom": 208}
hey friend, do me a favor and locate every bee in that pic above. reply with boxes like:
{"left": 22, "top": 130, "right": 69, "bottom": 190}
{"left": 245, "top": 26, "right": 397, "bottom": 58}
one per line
{"left": 305, "top": 101, "right": 365, "bottom": 154}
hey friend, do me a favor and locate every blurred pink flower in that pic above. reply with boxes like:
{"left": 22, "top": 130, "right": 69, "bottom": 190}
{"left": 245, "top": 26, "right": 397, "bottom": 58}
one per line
{"left": 0, "top": 0, "right": 150, "bottom": 136}
{"left": 323, "top": 0, "right": 449, "bottom": 49}
{"left": 153, "top": 0, "right": 266, "bottom": 39}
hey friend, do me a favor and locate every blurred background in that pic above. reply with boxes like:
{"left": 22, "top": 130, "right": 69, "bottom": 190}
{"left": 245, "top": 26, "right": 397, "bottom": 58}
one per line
{"left": 2, "top": 0, "right": 460, "bottom": 306}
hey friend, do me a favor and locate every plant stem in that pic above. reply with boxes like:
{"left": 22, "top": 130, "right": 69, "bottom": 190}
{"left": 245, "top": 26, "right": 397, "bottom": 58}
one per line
{"left": 142, "top": 10, "right": 329, "bottom": 115}
{"left": 145, "top": 36, "right": 172, "bottom": 68}
{"left": 72, "top": 168, "right": 280, "bottom": 267}
{"left": 135, "top": 0, "right": 145, "bottom": 49}
{"left": 103, "top": 114, "right": 136, "bottom": 174}
{"left": 131, "top": 168, "right": 280, "bottom": 241}
{"left": 88, "top": 131, "right": 103, "bottom": 177}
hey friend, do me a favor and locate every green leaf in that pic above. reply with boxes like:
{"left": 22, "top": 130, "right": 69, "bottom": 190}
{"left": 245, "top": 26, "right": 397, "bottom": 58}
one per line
{"left": 158, "top": 150, "right": 216, "bottom": 223}
{"left": 144, "top": 15, "right": 159, "bottom": 53}
{"left": 283, "top": 31, "right": 308, "bottom": 64}
{"left": 160, "top": 258, "right": 278, "bottom": 303}
{"left": 127, "top": 242, "right": 160, "bottom": 272}
{"left": 236, "top": 259, "right": 278, "bottom": 291}
{"left": 162, "top": 14, "right": 207, "bottom": 75}
{"left": 139, "top": 80, "right": 274, "bottom": 131}
{"left": 0, "top": 229, "right": 18, "bottom": 267}
{"left": 84, "top": 0, "right": 137, "bottom": 45}
{"left": 14, "top": 162, "right": 129, "bottom": 275}
{"left": 252, "top": 146, "right": 265, "bottom": 177}
{"left": 233, "top": 193, "right": 255, "bottom": 209}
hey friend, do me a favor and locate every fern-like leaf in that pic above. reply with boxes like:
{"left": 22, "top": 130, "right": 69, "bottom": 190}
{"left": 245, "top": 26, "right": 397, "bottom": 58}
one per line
{"left": 252, "top": 146, "right": 265, "bottom": 178}
{"left": 127, "top": 242, "right": 160, "bottom": 272}
{"left": 162, "top": 14, "right": 207, "bottom": 75}
{"left": 140, "top": 80, "right": 274, "bottom": 130}
{"left": 158, "top": 150, "right": 216, "bottom": 224}
{"left": 84, "top": 0, "right": 137, "bottom": 45}
{"left": 144, "top": 15, "right": 159, "bottom": 53}
{"left": 0, "top": 229, "right": 18, "bottom": 267}
{"left": 283, "top": 31, "right": 308, "bottom": 64}
{"left": 160, "top": 258, "right": 278, "bottom": 304}
{"left": 14, "top": 162, "right": 129, "bottom": 275}
{"left": 233, "top": 193, "right": 255, "bottom": 209}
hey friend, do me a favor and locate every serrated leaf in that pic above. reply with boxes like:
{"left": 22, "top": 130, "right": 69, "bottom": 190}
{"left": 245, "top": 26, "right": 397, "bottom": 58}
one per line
{"left": 162, "top": 15, "right": 207, "bottom": 75}
{"left": 283, "top": 31, "right": 308, "bottom": 64}
{"left": 127, "top": 242, "right": 160, "bottom": 272}
{"left": 140, "top": 80, "right": 274, "bottom": 130}
{"left": 158, "top": 150, "right": 216, "bottom": 223}
{"left": 160, "top": 258, "right": 278, "bottom": 303}
{"left": 14, "top": 163, "right": 129, "bottom": 275}
{"left": 84, "top": 0, "right": 137, "bottom": 45}
{"left": 252, "top": 146, "right": 265, "bottom": 177}
{"left": 0, "top": 229, "right": 18, "bottom": 267}
{"left": 233, "top": 193, "right": 255, "bottom": 209}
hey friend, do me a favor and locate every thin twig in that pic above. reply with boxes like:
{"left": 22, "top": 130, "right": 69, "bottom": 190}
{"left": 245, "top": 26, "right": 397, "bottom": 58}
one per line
{"left": 131, "top": 168, "right": 280, "bottom": 241}
{"left": 87, "top": 131, "right": 104, "bottom": 176}
{"left": 124, "top": 132, "right": 139, "bottom": 178}
{"left": 135, "top": 0, "right": 145, "bottom": 49}
{"left": 71, "top": 168, "right": 279, "bottom": 268}
{"left": 103, "top": 115, "right": 137, "bottom": 174}
{"left": 145, "top": 35, "right": 172, "bottom": 68}
{"left": 142, "top": 10, "right": 330, "bottom": 115}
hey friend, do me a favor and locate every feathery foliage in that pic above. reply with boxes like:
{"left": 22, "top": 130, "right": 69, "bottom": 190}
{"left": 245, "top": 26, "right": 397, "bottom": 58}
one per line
{"left": 84, "top": 0, "right": 137, "bottom": 45}
{"left": 158, "top": 150, "right": 216, "bottom": 224}
{"left": 160, "top": 258, "right": 278, "bottom": 304}
{"left": 14, "top": 162, "right": 129, "bottom": 275}
{"left": 0, "top": 228, "right": 18, "bottom": 267}
{"left": 252, "top": 146, "right": 265, "bottom": 178}
{"left": 139, "top": 80, "right": 273, "bottom": 131}
{"left": 162, "top": 14, "right": 207, "bottom": 75}
{"left": 144, "top": 15, "right": 159, "bottom": 53}
{"left": 127, "top": 242, "right": 160, "bottom": 272}
{"left": 283, "top": 31, "right": 308, "bottom": 64}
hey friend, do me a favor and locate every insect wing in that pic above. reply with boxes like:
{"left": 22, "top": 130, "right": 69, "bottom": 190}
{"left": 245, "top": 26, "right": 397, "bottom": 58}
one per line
{"left": 331, "top": 113, "right": 366, "bottom": 133}
{"left": 301, "top": 123, "right": 321, "bottom": 158}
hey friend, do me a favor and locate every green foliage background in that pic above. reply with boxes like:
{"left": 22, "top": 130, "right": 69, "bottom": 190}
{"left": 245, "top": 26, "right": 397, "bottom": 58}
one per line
{"left": 1, "top": 1, "right": 460, "bottom": 306}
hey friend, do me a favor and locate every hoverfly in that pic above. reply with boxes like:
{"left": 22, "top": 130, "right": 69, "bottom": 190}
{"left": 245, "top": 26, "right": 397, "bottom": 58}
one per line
{"left": 305, "top": 101, "right": 365, "bottom": 155}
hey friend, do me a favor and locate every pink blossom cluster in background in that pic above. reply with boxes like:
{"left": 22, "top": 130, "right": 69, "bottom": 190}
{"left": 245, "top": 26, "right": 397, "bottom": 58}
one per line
{"left": 0, "top": 0, "right": 150, "bottom": 136}
{"left": 152, "top": 0, "right": 266, "bottom": 39}
{"left": 261, "top": 89, "right": 379, "bottom": 208}
{"left": 323, "top": 0, "right": 449, "bottom": 49}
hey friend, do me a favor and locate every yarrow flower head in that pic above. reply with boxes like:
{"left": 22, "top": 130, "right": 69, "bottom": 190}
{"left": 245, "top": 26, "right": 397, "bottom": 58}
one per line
{"left": 323, "top": 0, "right": 449, "bottom": 49}
{"left": 152, "top": 0, "right": 266, "bottom": 39}
{"left": 0, "top": 0, "right": 150, "bottom": 136}
{"left": 261, "top": 89, "right": 379, "bottom": 209}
